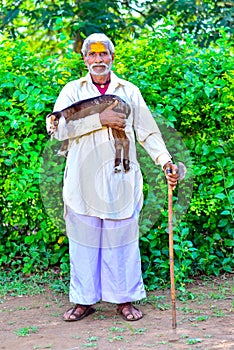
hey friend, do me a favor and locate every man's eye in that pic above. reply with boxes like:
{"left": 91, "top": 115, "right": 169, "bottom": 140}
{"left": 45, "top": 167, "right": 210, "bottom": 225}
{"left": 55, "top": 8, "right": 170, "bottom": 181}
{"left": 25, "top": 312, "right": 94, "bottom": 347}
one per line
{"left": 100, "top": 52, "right": 108, "bottom": 57}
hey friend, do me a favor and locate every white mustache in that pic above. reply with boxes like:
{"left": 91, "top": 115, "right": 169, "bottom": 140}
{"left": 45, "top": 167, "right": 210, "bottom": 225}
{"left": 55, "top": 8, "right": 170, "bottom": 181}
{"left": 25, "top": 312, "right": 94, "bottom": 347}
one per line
{"left": 88, "top": 61, "right": 112, "bottom": 76}
{"left": 90, "top": 63, "right": 109, "bottom": 69}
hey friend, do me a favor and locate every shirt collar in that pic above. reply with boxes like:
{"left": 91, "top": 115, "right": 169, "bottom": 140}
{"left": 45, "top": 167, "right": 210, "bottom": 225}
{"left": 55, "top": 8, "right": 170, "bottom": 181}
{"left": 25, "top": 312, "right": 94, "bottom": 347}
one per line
{"left": 80, "top": 71, "right": 127, "bottom": 88}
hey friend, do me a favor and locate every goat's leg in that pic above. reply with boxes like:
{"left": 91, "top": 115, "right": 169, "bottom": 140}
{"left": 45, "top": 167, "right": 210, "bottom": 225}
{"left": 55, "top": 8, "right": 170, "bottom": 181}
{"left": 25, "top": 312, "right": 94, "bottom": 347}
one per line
{"left": 112, "top": 129, "right": 123, "bottom": 173}
{"left": 122, "top": 136, "right": 130, "bottom": 172}
{"left": 112, "top": 129, "right": 130, "bottom": 173}
{"left": 58, "top": 139, "right": 69, "bottom": 157}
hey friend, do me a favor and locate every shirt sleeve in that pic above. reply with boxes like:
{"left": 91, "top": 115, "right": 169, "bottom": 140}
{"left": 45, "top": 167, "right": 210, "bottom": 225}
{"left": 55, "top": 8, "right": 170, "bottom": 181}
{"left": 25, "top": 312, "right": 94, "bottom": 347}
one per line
{"left": 132, "top": 87, "right": 172, "bottom": 168}
{"left": 140, "top": 134, "right": 172, "bottom": 168}
{"left": 49, "top": 82, "right": 103, "bottom": 141}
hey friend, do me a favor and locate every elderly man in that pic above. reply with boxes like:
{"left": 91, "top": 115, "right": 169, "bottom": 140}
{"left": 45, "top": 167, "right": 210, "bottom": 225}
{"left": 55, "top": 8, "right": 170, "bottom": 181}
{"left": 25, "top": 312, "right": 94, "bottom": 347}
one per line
{"left": 48, "top": 33, "right": 178, "bottom": 322}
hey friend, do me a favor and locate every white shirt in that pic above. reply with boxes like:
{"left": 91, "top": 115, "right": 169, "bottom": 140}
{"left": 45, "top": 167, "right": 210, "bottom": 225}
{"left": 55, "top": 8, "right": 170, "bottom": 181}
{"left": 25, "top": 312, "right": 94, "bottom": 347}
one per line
{"left": 50, "top": 72, "right": 171, "bottom": 219}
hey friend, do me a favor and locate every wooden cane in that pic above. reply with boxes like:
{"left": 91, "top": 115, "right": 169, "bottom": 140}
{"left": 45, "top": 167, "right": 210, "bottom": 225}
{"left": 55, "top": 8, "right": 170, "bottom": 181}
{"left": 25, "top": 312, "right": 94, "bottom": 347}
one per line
{"left": 166, "top": 169, "right": 177, "bottom": 329}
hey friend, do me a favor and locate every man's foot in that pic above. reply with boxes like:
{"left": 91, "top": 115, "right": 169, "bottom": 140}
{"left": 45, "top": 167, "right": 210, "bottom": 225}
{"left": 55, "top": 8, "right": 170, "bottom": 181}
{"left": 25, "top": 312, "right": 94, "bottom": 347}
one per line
{"left": 117, "top": 302, "right": 143, "bottom": 321}
{"left": 63, "top": 304, "right": 96, "bottom": 322}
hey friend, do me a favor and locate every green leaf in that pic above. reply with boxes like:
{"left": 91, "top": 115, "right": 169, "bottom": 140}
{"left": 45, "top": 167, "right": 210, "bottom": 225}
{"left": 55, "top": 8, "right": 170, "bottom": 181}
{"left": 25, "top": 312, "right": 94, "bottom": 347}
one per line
{"left": 213, "top": 175, "right": 223, "bottom": 183}
{"left": 218, "top": 219, "right": 228, "bottom": 227}
{"left": 224, "top": 239, "right": 233, "bottom": 247}
{"left": 220, "top": 210, "right": 230, "bottom": 215}
{"left": 215, "top": 193, "right": 226, "bottom": 200}
{"left": 214, "top": 147, "right": 225, "bottom": 154}
{"left": 226, "top": 178, "right": 234, "bottom": 188}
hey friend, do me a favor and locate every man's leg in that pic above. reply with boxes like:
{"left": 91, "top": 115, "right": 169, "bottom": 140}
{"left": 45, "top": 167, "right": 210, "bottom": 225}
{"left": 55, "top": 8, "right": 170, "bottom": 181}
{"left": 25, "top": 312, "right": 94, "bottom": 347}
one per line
{"left": 63, "top": 207, "right": 102, "bottom": 320}
{"left": 100, "top": 208, "right": 146, "bottom": 320}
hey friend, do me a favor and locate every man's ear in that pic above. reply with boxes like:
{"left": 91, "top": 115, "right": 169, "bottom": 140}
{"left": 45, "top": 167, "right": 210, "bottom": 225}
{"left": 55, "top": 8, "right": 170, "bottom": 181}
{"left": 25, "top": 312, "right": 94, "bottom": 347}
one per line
{"left": 111, "top": 53, "right": 115, "bottom": 61}
{"left": 83, "top": 55, "right": 88, "bottom": 66}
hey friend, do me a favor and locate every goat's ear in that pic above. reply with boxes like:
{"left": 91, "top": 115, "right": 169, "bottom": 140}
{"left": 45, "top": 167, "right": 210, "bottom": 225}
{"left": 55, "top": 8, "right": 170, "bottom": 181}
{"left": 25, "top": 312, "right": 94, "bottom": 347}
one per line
{"left": 48, "top": 111, "right": 61, "bottom": 118}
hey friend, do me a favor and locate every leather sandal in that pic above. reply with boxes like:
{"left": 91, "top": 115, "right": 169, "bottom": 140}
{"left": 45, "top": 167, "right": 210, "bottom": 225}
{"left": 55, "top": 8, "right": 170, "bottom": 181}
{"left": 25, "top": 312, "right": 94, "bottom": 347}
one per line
{"left": 63, "top": 304, "right": 96, "bottom": 322}
{"left": 117, "top": 302, "right": 143, "bottom": 321}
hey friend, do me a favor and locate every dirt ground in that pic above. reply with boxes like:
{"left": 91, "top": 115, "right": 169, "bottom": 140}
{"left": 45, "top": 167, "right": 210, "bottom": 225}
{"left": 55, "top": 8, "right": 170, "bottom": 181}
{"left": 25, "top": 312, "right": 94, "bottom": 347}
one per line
{"left": 0, "top": 275, "right": 233, "bottom": 350}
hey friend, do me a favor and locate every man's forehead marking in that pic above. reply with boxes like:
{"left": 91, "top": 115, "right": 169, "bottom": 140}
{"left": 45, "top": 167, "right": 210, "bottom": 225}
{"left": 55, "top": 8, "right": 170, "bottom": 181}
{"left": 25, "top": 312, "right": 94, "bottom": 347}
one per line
{"left": 89, "top": 42, "right": 107, "bottom": 52}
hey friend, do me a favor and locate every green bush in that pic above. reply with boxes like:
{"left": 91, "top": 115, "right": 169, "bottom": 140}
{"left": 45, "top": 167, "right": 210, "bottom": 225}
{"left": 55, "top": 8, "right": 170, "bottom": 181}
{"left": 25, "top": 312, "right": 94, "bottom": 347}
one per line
{"left": 0, "top": 28, "right": 233, "bottom": 288}
{"left": 115, "top": 28, "right": 234, "bottom": 287}
{"left": 0, "top": 38, "right": 81, "bottom": 274}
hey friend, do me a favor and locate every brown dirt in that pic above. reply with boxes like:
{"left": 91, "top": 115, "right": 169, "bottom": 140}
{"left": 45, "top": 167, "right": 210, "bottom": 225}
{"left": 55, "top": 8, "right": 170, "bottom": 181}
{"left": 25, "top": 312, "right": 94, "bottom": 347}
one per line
{"left": 0, "top": 276, "right": 233, "bottom": 350}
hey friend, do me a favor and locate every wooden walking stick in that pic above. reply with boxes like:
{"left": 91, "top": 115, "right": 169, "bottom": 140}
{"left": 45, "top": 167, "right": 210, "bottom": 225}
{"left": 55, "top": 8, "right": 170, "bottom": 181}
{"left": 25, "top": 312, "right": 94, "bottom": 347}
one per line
{"left": 166, "top": 162, "right": 186, "bottom": 329}
{"left": 166, "top": 167, "right": 177, "bottom": 329}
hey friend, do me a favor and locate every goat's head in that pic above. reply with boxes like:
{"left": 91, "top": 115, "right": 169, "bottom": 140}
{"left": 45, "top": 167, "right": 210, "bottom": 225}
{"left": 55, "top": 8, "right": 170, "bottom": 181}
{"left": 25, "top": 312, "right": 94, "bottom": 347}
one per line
{"left": 46, "top": 111, "right": 61, "bottom": 136}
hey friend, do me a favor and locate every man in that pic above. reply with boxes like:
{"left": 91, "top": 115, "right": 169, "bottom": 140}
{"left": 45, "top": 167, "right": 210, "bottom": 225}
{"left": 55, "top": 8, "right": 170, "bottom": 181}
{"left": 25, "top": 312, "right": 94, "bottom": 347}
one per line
{"left": 48, "top": 33, "right": 178, "bottom": 322}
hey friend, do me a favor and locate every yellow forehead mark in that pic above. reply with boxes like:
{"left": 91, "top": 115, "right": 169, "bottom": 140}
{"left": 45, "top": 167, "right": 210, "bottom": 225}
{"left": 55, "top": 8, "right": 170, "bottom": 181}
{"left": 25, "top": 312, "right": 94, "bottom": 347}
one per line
{"left": 89, "top": 42, "right": 107, "bottom": 52}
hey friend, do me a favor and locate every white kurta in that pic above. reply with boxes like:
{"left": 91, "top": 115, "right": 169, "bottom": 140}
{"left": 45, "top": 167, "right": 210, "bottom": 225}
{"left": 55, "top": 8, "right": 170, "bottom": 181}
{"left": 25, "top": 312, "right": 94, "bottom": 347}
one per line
{"left": 50, "top": 72, "right": 171, "bottom": 219}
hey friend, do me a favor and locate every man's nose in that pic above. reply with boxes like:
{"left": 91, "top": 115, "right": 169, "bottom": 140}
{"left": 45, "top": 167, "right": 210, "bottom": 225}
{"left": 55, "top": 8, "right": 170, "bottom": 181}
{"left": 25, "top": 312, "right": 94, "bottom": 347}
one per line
{"left": 94, "top": 53, "right": 103, "bottom": 62}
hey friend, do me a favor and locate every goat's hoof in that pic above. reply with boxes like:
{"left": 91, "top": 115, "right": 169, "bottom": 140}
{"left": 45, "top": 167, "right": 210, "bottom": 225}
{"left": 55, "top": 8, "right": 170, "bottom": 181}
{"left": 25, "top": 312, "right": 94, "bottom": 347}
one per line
{"left": 57, "top": 151, "right": 68, "bottom": 157}
{"left": 114, "top": 165, "right": 122, "bottom": 173}
{"left": 123, "top": 160, "right": 130, "bottom": 173}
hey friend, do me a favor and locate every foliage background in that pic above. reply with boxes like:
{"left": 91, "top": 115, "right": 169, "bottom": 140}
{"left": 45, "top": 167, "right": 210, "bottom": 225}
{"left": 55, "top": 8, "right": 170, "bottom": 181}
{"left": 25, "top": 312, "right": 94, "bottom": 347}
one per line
{"left": 0, "top": 1, "right": 233, "bottom": 290}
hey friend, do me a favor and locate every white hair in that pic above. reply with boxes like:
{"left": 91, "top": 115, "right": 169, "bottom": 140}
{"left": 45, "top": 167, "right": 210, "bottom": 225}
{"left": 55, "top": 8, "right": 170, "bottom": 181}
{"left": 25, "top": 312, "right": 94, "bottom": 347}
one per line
{"left": 81, "top": 33, "right": 115, "bottom": 56}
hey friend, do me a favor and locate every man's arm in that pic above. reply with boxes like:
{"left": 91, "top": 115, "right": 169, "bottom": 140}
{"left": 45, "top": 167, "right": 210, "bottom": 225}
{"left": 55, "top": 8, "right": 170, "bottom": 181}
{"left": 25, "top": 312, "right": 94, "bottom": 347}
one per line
{"left": 132, "top": 86, "right": 179, "bottom": 188}
{"left": 99, "top": 100, "right": 126, "bottom": 131}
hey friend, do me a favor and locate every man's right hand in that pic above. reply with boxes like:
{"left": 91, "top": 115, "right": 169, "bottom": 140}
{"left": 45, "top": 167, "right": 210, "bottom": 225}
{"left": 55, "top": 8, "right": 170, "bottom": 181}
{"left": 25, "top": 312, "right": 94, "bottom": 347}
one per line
{"left": 99, "top": 100, "right": 126, "bottom": 131}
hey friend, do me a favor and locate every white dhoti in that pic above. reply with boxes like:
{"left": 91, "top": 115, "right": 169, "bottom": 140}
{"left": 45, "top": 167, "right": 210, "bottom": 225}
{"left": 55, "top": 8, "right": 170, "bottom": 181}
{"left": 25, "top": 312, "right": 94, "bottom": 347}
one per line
{"left": 65, "top": 206, "right": 146, "bottom": 305}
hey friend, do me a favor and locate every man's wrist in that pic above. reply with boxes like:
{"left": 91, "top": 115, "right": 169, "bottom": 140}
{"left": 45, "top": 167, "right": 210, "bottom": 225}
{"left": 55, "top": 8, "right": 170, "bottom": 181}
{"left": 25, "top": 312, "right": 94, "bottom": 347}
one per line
{"left": 163, "top": 161, "right": 173, "bottom": 171}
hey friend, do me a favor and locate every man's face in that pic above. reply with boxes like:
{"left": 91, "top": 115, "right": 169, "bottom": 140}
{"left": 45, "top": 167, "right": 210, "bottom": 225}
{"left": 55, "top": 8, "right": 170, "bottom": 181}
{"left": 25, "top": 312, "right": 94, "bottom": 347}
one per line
{"left": 83, "top": 42, "right": 113, "bottom": 76}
